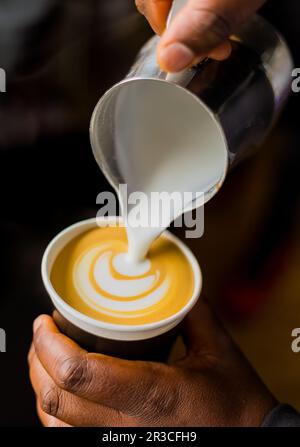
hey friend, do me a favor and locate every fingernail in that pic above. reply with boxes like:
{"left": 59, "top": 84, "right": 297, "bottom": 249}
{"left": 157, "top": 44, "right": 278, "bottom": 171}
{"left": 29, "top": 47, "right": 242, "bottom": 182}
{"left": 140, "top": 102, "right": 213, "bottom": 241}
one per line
{"left": 159, "top": 43, "right": 195, "bottom": 72}
{"left": 33, "top": 316, "right": 43, "bottom": 333}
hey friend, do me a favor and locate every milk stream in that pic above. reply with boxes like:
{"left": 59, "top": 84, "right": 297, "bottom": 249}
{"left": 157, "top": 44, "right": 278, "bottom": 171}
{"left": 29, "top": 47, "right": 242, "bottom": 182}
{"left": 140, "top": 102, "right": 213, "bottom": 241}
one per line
{"left": 112, "top": 80, "right": 228, "bottom": 267}
{"left": 86, "top": 81, "right": 227, "bottom": 310}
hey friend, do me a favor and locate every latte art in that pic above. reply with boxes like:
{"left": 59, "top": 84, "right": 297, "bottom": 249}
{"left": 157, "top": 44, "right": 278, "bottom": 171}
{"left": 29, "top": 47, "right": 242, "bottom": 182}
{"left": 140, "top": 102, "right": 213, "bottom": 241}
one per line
{"left": 51, "top": 225, "right": 195, "bottom": 325}
{"left": 74, "top": 247, "right": 168, "bottom": 314}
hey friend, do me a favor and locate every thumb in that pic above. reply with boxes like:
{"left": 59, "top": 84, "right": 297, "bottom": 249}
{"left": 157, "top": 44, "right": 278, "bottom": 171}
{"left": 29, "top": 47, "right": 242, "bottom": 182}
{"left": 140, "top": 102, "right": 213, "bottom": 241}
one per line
{"left": 181, "top": 298, "right": 233, "bottom": 359}
{"left": 135, "top": 0, "right": 173, "bottom": 35}
{"left": 158, "top": 0, "right": 266, "bottom": 72}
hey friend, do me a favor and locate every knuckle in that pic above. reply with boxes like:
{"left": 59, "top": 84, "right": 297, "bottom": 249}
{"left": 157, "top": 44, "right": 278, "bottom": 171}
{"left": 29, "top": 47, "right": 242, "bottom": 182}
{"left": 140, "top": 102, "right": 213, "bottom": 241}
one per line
{"left": 201, "top": 353, "right": 221, "bottom": 370}
{"left": 188, "top": 350, "right": 221, "bottom": 372}
{"left": 56, "top": 355, "right": 89, "bottom": 392}
{"left": 33, "top": 328, "right": 43, "bottom": 352}
{"left": 40, "top": 386, "right": 61, "bottom": 418}
{"left": 192, "top": 7, "right": 231, "bottom": 41}
{"left": 135, "top": 0, "right": 145, "bottom": 14}
{"left": 96, "top": 360, "right": 122, "bottom": 397}
{"left": 210, "top": 14, "right": 231, "bottom": 40}
{"left": 139, "top": 365, "right": 180, "bottom": 421}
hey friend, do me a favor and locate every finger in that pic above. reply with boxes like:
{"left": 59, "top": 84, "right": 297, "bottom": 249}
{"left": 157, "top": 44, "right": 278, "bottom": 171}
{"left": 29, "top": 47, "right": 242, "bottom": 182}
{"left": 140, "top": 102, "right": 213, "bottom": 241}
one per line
{"left": 136, "top": 0, "right": 173, "bottom": 34}
{"left": 181, "top": 299, "right": 233, "bottom": 360}
{"left": 29, "top": 344, "right": 128, "bottom": 427}
{"left": 158, "top": 0, "right": 266, "bottom": 72}
{"left": 208, "top": 40, "right": 232, "bottom": 61}
{"left": 33, "top": 315, "right": 161, "bottom": 416}
{"left": 37, "top": 402, "right": 72, "bottom": 427}
{"left": 182, "top": 43, "right": 231, "bottom": 73}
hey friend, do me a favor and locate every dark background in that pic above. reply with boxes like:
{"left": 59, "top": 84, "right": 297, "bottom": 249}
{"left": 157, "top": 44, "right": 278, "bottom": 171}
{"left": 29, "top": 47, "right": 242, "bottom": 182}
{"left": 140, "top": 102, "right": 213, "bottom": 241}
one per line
{"left": 0, "top": 0, "right": 299, "bottom": 426}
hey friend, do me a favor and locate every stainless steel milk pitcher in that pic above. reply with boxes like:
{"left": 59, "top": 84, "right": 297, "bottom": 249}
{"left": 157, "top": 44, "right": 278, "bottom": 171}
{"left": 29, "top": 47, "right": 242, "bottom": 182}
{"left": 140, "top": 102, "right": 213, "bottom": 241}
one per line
{"left": 90, "top": 10, "right": 293, "bottom": 205}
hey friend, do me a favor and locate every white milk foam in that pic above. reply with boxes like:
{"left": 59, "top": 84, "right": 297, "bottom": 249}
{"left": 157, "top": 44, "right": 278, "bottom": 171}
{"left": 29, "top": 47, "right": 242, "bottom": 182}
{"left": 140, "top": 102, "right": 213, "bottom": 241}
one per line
{"left": 72, "top": 244, "right": 169, "bottom": 318}
{"left": 113, "top": 81, "right": 228, "bottom": 263}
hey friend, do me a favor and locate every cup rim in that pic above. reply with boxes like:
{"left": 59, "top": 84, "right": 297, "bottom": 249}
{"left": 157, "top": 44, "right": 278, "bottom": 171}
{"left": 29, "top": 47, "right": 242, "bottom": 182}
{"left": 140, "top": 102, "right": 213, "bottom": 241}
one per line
{"left": 42, "top": 217, "right": 202, "bottom": 333}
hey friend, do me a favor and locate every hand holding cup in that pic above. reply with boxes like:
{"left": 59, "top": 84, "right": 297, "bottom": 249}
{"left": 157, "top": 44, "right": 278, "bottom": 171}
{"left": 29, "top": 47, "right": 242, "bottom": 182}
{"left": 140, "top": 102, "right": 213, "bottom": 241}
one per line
{"left": 28, "top": 300, "right": 276, "bottom": 427}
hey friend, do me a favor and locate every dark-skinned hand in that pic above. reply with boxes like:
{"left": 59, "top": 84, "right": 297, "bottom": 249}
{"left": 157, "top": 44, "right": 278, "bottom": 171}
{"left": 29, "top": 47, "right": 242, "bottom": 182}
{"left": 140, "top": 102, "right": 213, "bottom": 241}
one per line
{"left": 135, "top": 0, "right": 266, "bottom": 72}
{"left": 28, "top": 300, "right": 276, "bottom": 427}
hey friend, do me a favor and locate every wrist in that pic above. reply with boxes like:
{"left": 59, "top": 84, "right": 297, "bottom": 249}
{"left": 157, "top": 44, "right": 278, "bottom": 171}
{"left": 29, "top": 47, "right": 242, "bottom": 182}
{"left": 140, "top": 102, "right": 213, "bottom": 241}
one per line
{"left": 240, "top": 390, "right": 277, "bottom": 427}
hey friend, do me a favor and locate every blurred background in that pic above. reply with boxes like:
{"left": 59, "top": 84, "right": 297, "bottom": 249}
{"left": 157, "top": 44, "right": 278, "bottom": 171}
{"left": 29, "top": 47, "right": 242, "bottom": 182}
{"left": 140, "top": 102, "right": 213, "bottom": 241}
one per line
{"left": 0, "top": 0, "right": 299, "bottom": 426}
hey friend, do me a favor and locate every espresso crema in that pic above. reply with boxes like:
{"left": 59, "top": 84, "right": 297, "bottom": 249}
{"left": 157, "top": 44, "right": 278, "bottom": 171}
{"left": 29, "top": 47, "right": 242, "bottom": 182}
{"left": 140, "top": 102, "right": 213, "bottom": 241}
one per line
{"left": 51, "top": 225, "right": 195, "bottom": 325}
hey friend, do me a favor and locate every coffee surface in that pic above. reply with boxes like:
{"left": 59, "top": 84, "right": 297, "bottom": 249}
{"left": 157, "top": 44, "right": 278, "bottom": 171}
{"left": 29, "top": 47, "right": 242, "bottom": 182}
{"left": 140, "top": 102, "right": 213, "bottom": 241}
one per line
{"left": 51, "top": 225, "right": 194, "bottom": 325}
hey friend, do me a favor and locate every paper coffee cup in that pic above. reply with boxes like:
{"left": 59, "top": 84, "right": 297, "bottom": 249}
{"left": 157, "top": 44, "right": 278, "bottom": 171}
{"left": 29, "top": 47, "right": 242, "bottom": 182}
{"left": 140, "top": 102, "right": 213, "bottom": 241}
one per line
{"left": 41, "top": 217, "right": 202, "bottom": 360}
